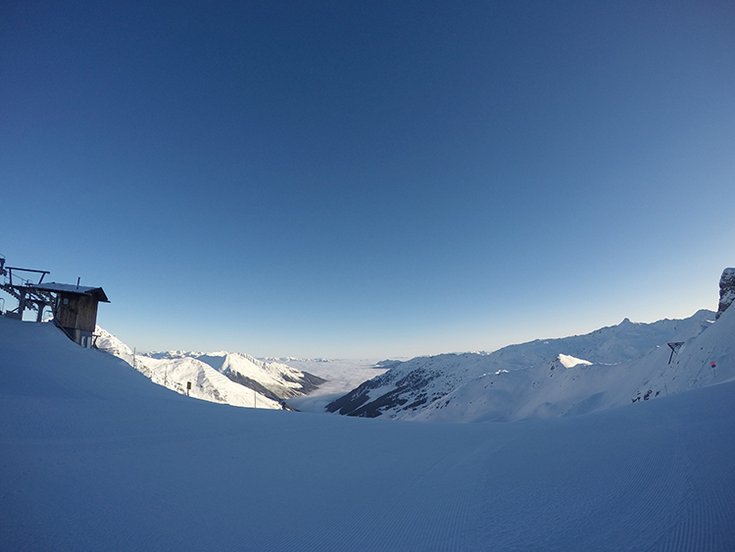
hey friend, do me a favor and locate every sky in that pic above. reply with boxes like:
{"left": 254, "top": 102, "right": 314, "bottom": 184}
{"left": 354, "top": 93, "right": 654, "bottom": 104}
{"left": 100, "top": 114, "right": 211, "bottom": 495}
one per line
{"left": 1, "top": 0, "right": 734, "bottom": 358}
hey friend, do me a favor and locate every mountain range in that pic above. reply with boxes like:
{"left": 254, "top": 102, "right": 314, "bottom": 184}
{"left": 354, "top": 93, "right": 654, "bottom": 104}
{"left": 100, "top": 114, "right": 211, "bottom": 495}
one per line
{"left": 95, "top": 327, "right": 325, "bottom": 409}
{"left": 327, "top": 308, "right": 728, "bottom": 421}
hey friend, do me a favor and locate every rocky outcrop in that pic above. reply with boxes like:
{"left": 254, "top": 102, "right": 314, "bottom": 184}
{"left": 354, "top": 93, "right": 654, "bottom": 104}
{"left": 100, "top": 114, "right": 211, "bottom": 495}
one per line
{"left": 717, "top": 267, "right": 735, "bottom": 318}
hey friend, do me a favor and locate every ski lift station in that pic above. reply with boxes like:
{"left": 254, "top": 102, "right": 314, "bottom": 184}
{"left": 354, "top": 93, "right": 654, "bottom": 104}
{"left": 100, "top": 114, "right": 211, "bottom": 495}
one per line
{"left": 0, "top": 256, "right": 109, "bottom": 348}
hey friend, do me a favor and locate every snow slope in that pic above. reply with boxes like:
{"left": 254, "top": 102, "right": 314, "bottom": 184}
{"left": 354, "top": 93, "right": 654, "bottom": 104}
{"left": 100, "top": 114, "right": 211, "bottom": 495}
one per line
{"left": 1, "top": 316, "right": 735, "bottom": 550}
{"left": 94, "top": 328, "right": 323, "bottom": 410}
{"left": 327, "top": 310, "right": 717, "bottom": 420}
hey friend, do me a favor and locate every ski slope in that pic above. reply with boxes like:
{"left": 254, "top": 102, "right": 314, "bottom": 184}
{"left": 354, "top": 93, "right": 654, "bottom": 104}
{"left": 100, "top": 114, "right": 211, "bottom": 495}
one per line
{"left": 2, "top": 316, "right": 735, "bottom": 550}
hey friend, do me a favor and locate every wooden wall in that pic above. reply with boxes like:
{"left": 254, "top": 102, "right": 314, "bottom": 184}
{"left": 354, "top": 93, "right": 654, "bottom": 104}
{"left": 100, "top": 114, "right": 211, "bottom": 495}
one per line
{"left": 55, "top": 293, "right": 100, "bottom": 333}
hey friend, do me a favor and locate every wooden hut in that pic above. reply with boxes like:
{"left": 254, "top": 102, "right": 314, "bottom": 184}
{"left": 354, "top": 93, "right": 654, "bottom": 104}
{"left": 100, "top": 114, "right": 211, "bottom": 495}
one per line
{"left": 33, "top": 282, "right": 110, "bottom": 347}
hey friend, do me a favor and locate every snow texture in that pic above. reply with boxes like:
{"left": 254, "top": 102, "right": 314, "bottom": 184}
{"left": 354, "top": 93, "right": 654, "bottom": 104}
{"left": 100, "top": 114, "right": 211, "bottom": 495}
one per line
{"left": 1, "top": 315, "right": 735, "bottom": 550}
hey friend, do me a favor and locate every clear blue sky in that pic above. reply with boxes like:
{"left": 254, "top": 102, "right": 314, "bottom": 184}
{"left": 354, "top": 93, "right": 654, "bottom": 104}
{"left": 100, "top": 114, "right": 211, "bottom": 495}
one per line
{"left": 2, "top": 1, "right": 733, "bottom": 358}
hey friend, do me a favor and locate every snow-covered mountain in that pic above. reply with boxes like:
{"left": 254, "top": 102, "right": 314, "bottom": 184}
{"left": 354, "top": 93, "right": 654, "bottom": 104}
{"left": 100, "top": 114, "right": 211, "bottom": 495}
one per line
{"left": 95, "top": 327, "right": 324, "bottom": 409}
{"left": 147, "top": 350, "right": 325, "bottom": 400}
{"left": 327, "top": 309, "right": 722, "bottom": 420}
{"left": 414, "top": 306, "right": 734, "bottom": 422}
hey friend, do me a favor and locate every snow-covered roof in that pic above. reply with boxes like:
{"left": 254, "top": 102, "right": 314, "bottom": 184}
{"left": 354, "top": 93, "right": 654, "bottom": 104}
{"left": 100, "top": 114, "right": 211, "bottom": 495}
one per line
{"left": 32, "top": 282, "right": 110, "bottom": 302}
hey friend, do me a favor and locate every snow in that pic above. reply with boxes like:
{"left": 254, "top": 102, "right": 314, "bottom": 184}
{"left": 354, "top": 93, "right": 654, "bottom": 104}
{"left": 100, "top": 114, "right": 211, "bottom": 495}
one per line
{"left": 409, "top": 307, "right": 735, "bottom": 423}
{"left": 31, "top": 281, "right": 109, "bottom": 301}
{"left": 93, "top": 328, "right": 332, "bottom": 410}
{"left": 557, "top": 353, "right": 593, "bottom": 368}
{"left": 94, "top": 327, "right": 281, "bottom": 409}
{"left": 2, "top": 315, "right": 735, "bottom": 550}
{"left": 328, "top": 310, "right": 717, "bottom": 420}
{"left": 92, "top": 329, "right": 382, "bottom": 413}
{"left": 194, "top": 352, "right": 309, "bottom": 394}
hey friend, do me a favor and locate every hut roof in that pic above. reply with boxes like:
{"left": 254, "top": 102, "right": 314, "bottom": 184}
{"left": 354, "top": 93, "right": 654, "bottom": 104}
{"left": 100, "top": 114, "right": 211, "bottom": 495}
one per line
{"left": 32, "top": 282, "right": 110, "bottom": 303}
